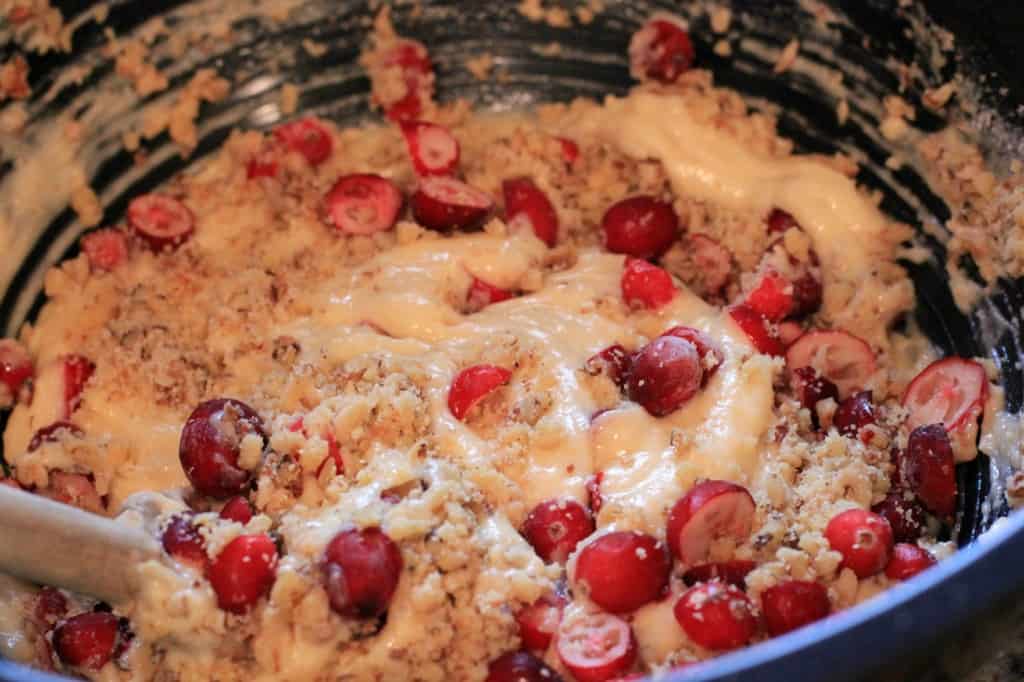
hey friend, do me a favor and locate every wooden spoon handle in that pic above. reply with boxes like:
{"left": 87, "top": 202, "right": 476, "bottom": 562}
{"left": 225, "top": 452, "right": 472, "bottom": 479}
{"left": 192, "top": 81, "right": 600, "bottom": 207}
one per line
{"left": 0, "top": 485, "right": 159, "bottom": 604}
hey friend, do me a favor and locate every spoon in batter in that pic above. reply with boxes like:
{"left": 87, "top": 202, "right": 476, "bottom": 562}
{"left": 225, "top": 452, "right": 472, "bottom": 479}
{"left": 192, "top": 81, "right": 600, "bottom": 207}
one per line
{"left": 0, "top": 484, "right": 159, "bottom": 604}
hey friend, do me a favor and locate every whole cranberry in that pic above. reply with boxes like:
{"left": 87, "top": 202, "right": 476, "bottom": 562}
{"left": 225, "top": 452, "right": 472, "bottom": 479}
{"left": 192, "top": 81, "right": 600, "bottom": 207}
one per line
{"left": 178, "top": 399, "right": 265, "bottom": 498}
{"left": 627, "top": 335, "right": 703, "bottom": 417}
{"left": 322, "top": 527, "right": 403, "bottom": 619}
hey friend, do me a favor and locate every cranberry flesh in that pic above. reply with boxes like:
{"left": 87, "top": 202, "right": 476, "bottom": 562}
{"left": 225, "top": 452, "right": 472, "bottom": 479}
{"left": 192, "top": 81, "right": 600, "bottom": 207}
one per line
{"left": 761, "top": 580, "right": 831, "bottom": 636}
{"left": 274, "top": 118, "right": 333, "bottom": 166}
{"left": 485, "top": 651, "right": 564, "bottom": 682}
{"left": 503, "top": 178, "right": 559, "bottom": 247}
{"left": 448, "top": 365, "right": 512, "bottom": 420}
{"left": 629, "top": 18, "right": 695, "bottom": 83}
{"left": 52, "top": 612, "right": 120, "bottom": 670}
{"left": 179, "top": 398, "right": 265, "bottom": 499}
{"left": 324, "top": 174, "right": 403, "bottom": 235}
{"left": 161, "top": 514, "right": 207, "bottom": 569}
{"left": 885, "top": 543, "right": 936, "bottom": 580}
{"left": 902, "top": 424, "right": 957, "bottom": 517}
{"left": 128, "top": 194, "right": 195, "bottom": 252}
{"left": 322, "top": 527, "right": 403, "bottom": 619}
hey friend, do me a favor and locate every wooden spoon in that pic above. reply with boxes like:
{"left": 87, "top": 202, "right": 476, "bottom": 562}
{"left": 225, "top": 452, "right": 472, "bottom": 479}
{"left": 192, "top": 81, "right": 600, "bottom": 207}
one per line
{"left": 0, "top": 484, "right": 160, "bottom": 604}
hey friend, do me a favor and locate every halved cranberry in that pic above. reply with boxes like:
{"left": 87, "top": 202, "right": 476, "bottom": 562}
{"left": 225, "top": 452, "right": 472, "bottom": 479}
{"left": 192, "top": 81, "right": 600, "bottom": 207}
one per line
{"left": 663, "top": 326, "right": 724, "bottom": 386}
{"left": 833, "top": 390, "right": 876, "bottom": 438}
{"left": 824, "top": 509, "right": 894, "bottom": 578}
{"left": 885, "top": 543, "right": 936, "bottom": 580}
{"left": 178, "top": 398, "right": 266, "bottom": 499}
{"left": 689, "top": 233, "right": 733, "bottom": 295}
{"left": 902, "top": 424, "right": 956, "bottom": 517}
{"left": 674, "top": 582, "right": 758, "bottom": 651}
{"left": 626, "top": 335, "right": 702, "bottom": 417}
{"left": 746, "top": 270, "right": 794, "bottom": 323}
{"left": 447, "top": 365, "right": 512, "bottom": 420}
{"left": 63, "top": 355, "right": 95, "bottom": 417}
{"left": 601, "top": 196, "right": 678, "bottom": 259}
{"left": 728, "top": 305, "right": 785, "bottom": 356}
{"left": 585, "top": 344, "right": 632, "bottom": 390}
{"left": 322, "top": 527, "right": 402, "bottom": 618}
{"left": 0, "top": 339, "right": 33, "bottom": 406}
{"left": 558, "top": 137, "right": 579, "bottom": 165}
{"left": 273, "top": 118, "right": 333, "bottom": 166}
{"left": 621, "top": 258, "right": 676, "bottom": 310}
{"left": 324, "top": 174, "right": 403, "bottom": 235}
{"left": 516, "top": 594, "right": 567, "bottom": 652}
{"left": 220, "top": 496, "right": 254, "bottom": 524}
{"left": 573, "top": 531, "right": 670, "bottom": 613}
{"left": 790, "top": 366, "right": 839, "bottom": 417}
{"left": 34, "top": 587, "right": 68, "bottom": 627}
{"left": 761, "top": 580, "right": 830, "bottom": 636}
{"left": 413, "top": 176, "right": 493, "bottom": 231}
{"left": 80, "top": 229, "right": 128, "bottom": 272}
{"left": 400, "top": 120, "right": 459, "bottom": 176}
{"left": 586, "top": 472, "right": 605, "bottom": 515}
{"left": 486, "top": 651, "right": 564, "bottom": 682}
{"left": 43, "top": 472, "right": 104, "bottom": 513}
{"left": 208, "top": 534, "right": 278, "bottom": 613}
{"left": 681, "top": 560, "right": 758, "bottom": 588}
{"left": 466, "top": 277, "right": 513, "bottom": 313}
{"left": 667, "top": 480, "right": 756, "bottom": 564}
{"left": 127, "top": 194, "right": 195, "bottom": 252}
{"left": 380, "top": 40, "right": 433, "bottom": 122}
{"left": 522, "top": 499, "right": 595, "bottom": 564}
{"left": 629, "top": 16, "right": 695, "bottom": 83}
{"left": 871, "top": 491, "right": 926, "bottom": 542}
{"left": 161, "top": 514, "right": 207, "bottom": 569}
{"left": 503, "top": 178, "right": 559, "bottom": 247}
{"left": 785, "top": 330, "right": 876, "bottom": 398}
{"left": 556, "top": 612, "right": 637, "bottom": 682}
{"left": 902, "top": 357, "right": 988, "bottom": 432}
{"left": 766, "top": 209, "right": 798, "bottom": 235}
{"left": 52, "top": 612, "right": 120, "bottom": 670}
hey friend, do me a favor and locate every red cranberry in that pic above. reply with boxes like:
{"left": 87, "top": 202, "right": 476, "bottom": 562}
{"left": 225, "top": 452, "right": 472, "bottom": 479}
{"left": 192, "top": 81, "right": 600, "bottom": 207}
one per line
{"left": 674, "top": 582, "right": 758, "bottom": 651}
{"left": 220, "top": 496, "right": 254, "bottom": 524}
{"left": 399, "top": 120, "right": 460, "bottom": 176}
{"left": 161, "top": 514, "right": 207, "bottom": 569}
{"left": 412, "top": 176, "right": 493, "bottom": 231}
{"left": 80, "top": 229, "right": 128, "bottom": 271}
{"left": 62, "top": 355, "right": 95, "bottom": 417}
{"left": 573, "top": 531, "right": 670, "bottom": 613}
{"left": 274, "top": 118, "right": 333, "bottom": 166}
{"left": 522, "top": 499, "right": 595, "bottom": 564}
{"left": 127, "top": 194, "right": 195, "bottom": 251}
{"left": 178, "top": 398, "right": 265, "bottom": 499}
{"left": 380, "top": 40, "right": 433, "bottom": 122}
{"left": 52, "top": 612, "right": 120, "bottom": 670}
{"left": 503, "top": 178, "right": 559, "bottom": 247}
{"left": 885, "top": 543, "right": 936, "bottom": 580}
{"left": 208, "top": 534, "right": 278, "bottom": 613}
{"left": 834, "top": 390, "right": 876, "bottom": 438}
{"left": 761, "top": 580, "right": 831, "bottom": 636}
{"left": 628, "top": 17, "right": 695, "bottom": 83}
{"left": 601, "top": 196, "right": 679, "bottom": 259}
{"left": 466, "top": 276, "right": 514, "bottom": 313}
{"left": 902, "top": 357, "right": 988, "bottom": 432}
{"left": 663, "top": 326, "right": 724, "bottom": 386}
{"left": 785, "top": 330, "right": 876, "bottom": 398}
{"left": 0, "top": 339, "right": 32, "bottom": 406}
{"left": 681, "top": 560, "right": 758, "bottom": 588}
{"left": 824, "top": 509, "right": 894, "bottom": 578}
{"left": 766, "top": 209, "right": 798, "bottom": 234}
{"left": 558, "top": 137, "right": 579, "bottom": 165}
{"left": 556, "top": 612, "right": 637, "bottom": 682}
{"left": 486, "top": 651, "right": 564, "bottom": 682}
{"left": 728, "top": 305, "right": 785, "bottom": 356}
{"left": 322, "top": 527, "right": 403, "bottom": 619}
{"left": 902, "top": 424, "right": 957, "bottom": 517}
{"left": 620, "top": 258, "right": 676, "bottom": 310}
{"left": 626, "top": 335, "right": 702, "bottom": 417}
{"left": 28, "top": 421, "right": 83, "bottom": 452}
{"left": 34, "top": 587, "right": 68, "bottom": 627}
{"left": 585, "top": 344, "right": 632, "bottom": 390}
{"left": 667, "top": 480, "right": 756, "bottom": 564}
{"left": 447, "top": 365, "right": 512, "bottom": 420}
{"left": 324, "top": 174, "right": 403, "bottom": 235}
{"left": 746, "top": 270, "right": 794, "bottom": 322}
{"left": 871, "top": 491, "right": 927, "bottom": 542}
{"left": 516, "top": 594, "right": 566, "bottom": 652}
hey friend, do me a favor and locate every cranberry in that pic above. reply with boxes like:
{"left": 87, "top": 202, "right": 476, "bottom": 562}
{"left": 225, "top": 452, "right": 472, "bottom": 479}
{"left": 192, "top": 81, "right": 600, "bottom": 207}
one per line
{"left": 871, "top": 491, "right": 927, "bottom": 542}
{"left": 824, "top": 509, "right": 894, "bottom": 578}
{"left": 516, "top": 594, "right": 566, "bottom": 652}
{"left": 746, "top": 270, "right": 794, "bottom": 323}
{"left": 585, "top": 344, "right": 632, "bottom": 390}
{"left": 902, "top": 424, "right": 957, "bottom": 517}
{"left": 556, "top": 612, "right": 637, "bottom": 682}
{"left": 902, "top": 357, "right": 988, "bottom": 432}
{"left": 399, "top": 120, "right": 459, "bottom": 176}
{"left": 557, "top": 137, "right": 579, "bottom": 165}
{"left": 0, "top": 339, "right": 32, "bottom": 406}
{"left": 667, "top": 480, "right": 756, "bottom": 564}
{"left": 324, "top": 174, "right": 403, "bottom": 235}
{"left": 246, "top": 152, "right": 278, "bottom": 179}
{"left": 761, "top": 580, "right": 831, "bottom": 636}
{"left": 790, "top": 366, "right": 839, "bottom": 420}
{"left": 573, "top": 531, "right": 670, "bottom": 613}
{"left": 27, "top": 421, "right": 83, "bottom": 452}
{"left": 412, "top": 176, "right": 494, "bottom": 231}
{"left": 322, "top": 527, "right": 403, "bottom": 618}
{"left": 208, "top": 534, "right": 278, "bottom": 613}
{"left": 80, "top": 229, "right": 128, "bottom": 271}
{"left": 161, "top": 514, "right": 208, "bottom": 569}
{"left": 601, "top": 196, "right": 679, "bottom": 259}
{"left": 44, "top": 472, "right": 104, "bottom": 513}
{"left": 681, "top": 560, "right": 758, "bottom": 588}
{"left": 766, "top": 209, "right": 798, "bottom": 235}
{"left": 522, "top": 499, "right": 595, "bottom": 564}
{"left": 273, "top": 118, "right": 333, "bottom": 166}
{"left": 447, "top": 365, "right": 512, "bottom": 420}
{"left": 178, "top": 398, "right": 266, "bottom": 499}
{"left": 63, "top": 355, "right": 95, "bottom": 417}
{"left": 790, "top": 272, "right": 823, "bottom": 318}
{"left": 586, "top": 472, "right": 605, "bottom": 515}
{"left": 628, "top": 17, "right": 695, "bottom": 83}
{"left": 380, "top": 40, "right": 433, "bottom": 122}
{"left": 663, "top": 326, "right": 724, "bottom": 386}
{"left": 314, "top": 433, "right": 344, "bottom": 479}
{"left": 486, "top": 651, "right": 564, "bottom": 682}
{"left": 52, "top": 612, "right": 120, "bottom": 670}
{"left": 626, "top": 336, "right": 702, "bottom": 417}
{"left": 220, "top": 496, "right": 254, "bottom": 524}
{"left": 620, "top": 258, "right": 676, "bottom": 310}
{"left": 885, "top": 543, "right": 936, "bottom": 580}
{"left": 466, "top": 277, "right": 514, "bottom": 313}
{"left": 689, "top": 233, "right": 733, "bottom": 295}
{"left": 127, "top": 194, "right": 195, "bottom": 251}
{"left": 777, "top": 320, "right": 805, "bottom": 347}
{"left": 503, "top": 178, "right": 559, "bottom": 247}
{"left": 728, "top": 305, "right": 785, "bottom": 356}
{"left": 674, "top": 582, "right": 758, "bottom": 651}
{"left": 833, "top": 390, "right": 876, "bottom": 438}
{"left": 785, "top": 330, "right": 876, "bottom": 398}
{"left": 34, "top": 587, "right": 68, "bottom": 627}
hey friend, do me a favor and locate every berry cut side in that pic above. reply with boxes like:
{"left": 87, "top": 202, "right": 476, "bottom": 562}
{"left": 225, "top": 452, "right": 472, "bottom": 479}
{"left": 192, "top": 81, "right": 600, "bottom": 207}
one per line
{"left": 447, "top": 365, "right": 512, "bottom": 421}
{"left": 902, "top": 357, "right": 988, "bottom": 433}
{"left": 785, "top": 330, "right": 876, "bottom": 398}
{"left": 208, "top": 534, "right": 279, "bottom": 613}
{"left": 413, "top": 176, "right": 494, "bottom": 231}
{"left": 556, "top": 612, "right": 637, "bottom": 682}
{"left": 80, "top": 229, "right": 128, "bottom": 272}
{"left": 628, "top": 16, "right": 696, "bottom": 84}
{"left": 666, "top": 480, "right": 756, "bottom": 564}
{"left": 324, "top": 174, "right": 403, "bottom": 235}
{"left": 127, "top": 194, "right": 195, "bottom": 252}
{"left": 273, "top": 118, "right": 334, "bottom": 166}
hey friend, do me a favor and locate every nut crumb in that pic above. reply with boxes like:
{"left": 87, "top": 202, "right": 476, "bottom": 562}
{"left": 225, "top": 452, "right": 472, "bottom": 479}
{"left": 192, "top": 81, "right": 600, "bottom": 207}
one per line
{"left": 773, "top": 40, "right": 799, "bottom": 74}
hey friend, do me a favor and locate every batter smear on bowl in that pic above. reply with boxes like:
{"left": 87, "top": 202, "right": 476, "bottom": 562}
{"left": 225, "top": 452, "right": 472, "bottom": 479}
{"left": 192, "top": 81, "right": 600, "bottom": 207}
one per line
{"left": 0, "top": 10, "right": 996, "bottom": 682}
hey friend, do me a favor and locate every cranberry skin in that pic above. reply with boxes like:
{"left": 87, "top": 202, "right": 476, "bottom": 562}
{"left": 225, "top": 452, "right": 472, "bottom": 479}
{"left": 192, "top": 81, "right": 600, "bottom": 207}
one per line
{"left": 667, "top": 480, "right": 756, "bottom": 564}
{"left": 871, "top": 491, "right": 927, "bottom": 543}
{"left": 63, "top": 355, "right": 95, "bottom": 417}
{"left": 903, "top": 424, "right": 957, "bottom": 517}
{"left": 161, "top": 514, "right": 207, "bottom": 569}
{"left": 674, "top": 582, "right": 758, "bottom": 651}
{"left": 728, "top": 305, "right": 785, "bottom": 356}
{"left": 127, "top": 194, "right": 195, "bottom": 252}
{"left": 681, "top": 560, "right": 758, "bottom": 588}
{"left": 52, "top": 612, "right": 120, "bottom": 670}
{"left": 503, "top": 178, "right": 559, "bottom": 247}
{"left": 620, "top": 258, "right": 676, "bottom": 310}
{"left": 274, "top": 118, "right": 333, "bottom": 166}
{"left": 767, "top": 209, "right": 798, "bottom": 234}
{"left": 220, "top": 496, "right": 254, "bottom": 524}
{"left": 448, "top": 365, "right": 512, "bottom": 420}
{"left": 28, "top": 421, "right": 83, "bottom": 452}
{"left": 834, "top": 390, "right": 876, "bottom": 437}
{"left": 885, "top": 543, "right": 937, "bottom": 580}
{"left": 663, "top": 326, "right": 724, "bottom": 386}
{"left": 629, "top": 18, "right": 696, "bottom": 83}
{"left": 761, "top": 580, "right": 831, "bottom": 636}
{"left": 324, "top": 174, "right": 403, "bottom": 235}
{"left": 824, "top": 509, "right": 894, "bottom": 579}
{"left": 746, "top": 270, "right": 794, "bottom": 322}
{"left": 380, "top": 40, "right": 433, "bottom": 122}
{"left": 573, "top": 531, "right": 670, "bottom": 613}
{"left": 179, "top": 398, "right": 265, "bottom": 499}
{"left": 485, "top": 651, "right": 564, "bottom": 682}
{"left": 466, "top": 277, "right": 514, "bottom": 312}
{"left": 556, "top": 612, "right": 637, "bottom": 682}
{"left": 208, "top": 534, "right": 279, "bottom": 613}
{"left": 585, "top": 344, "right": 632, "bottom": 389}
{"left": 322, "top": 527, "right": 403, "bottom": 619}
{"left": 412, "top": 176, "right": 494, "bottom": 231}
{"left": 516, "top": 595, "right": 566, "bottom": 652}
{"left": 399, "top": 120, "right": 460, "bottom": 176}
{"left": 601, "top": 196, "right": 679, "bottom": 259}
{"left": 522, "top": 499, "right": 595, "bottom": 564}
{"left": 626, "top": 336, "right": 703, "bottom": 417}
